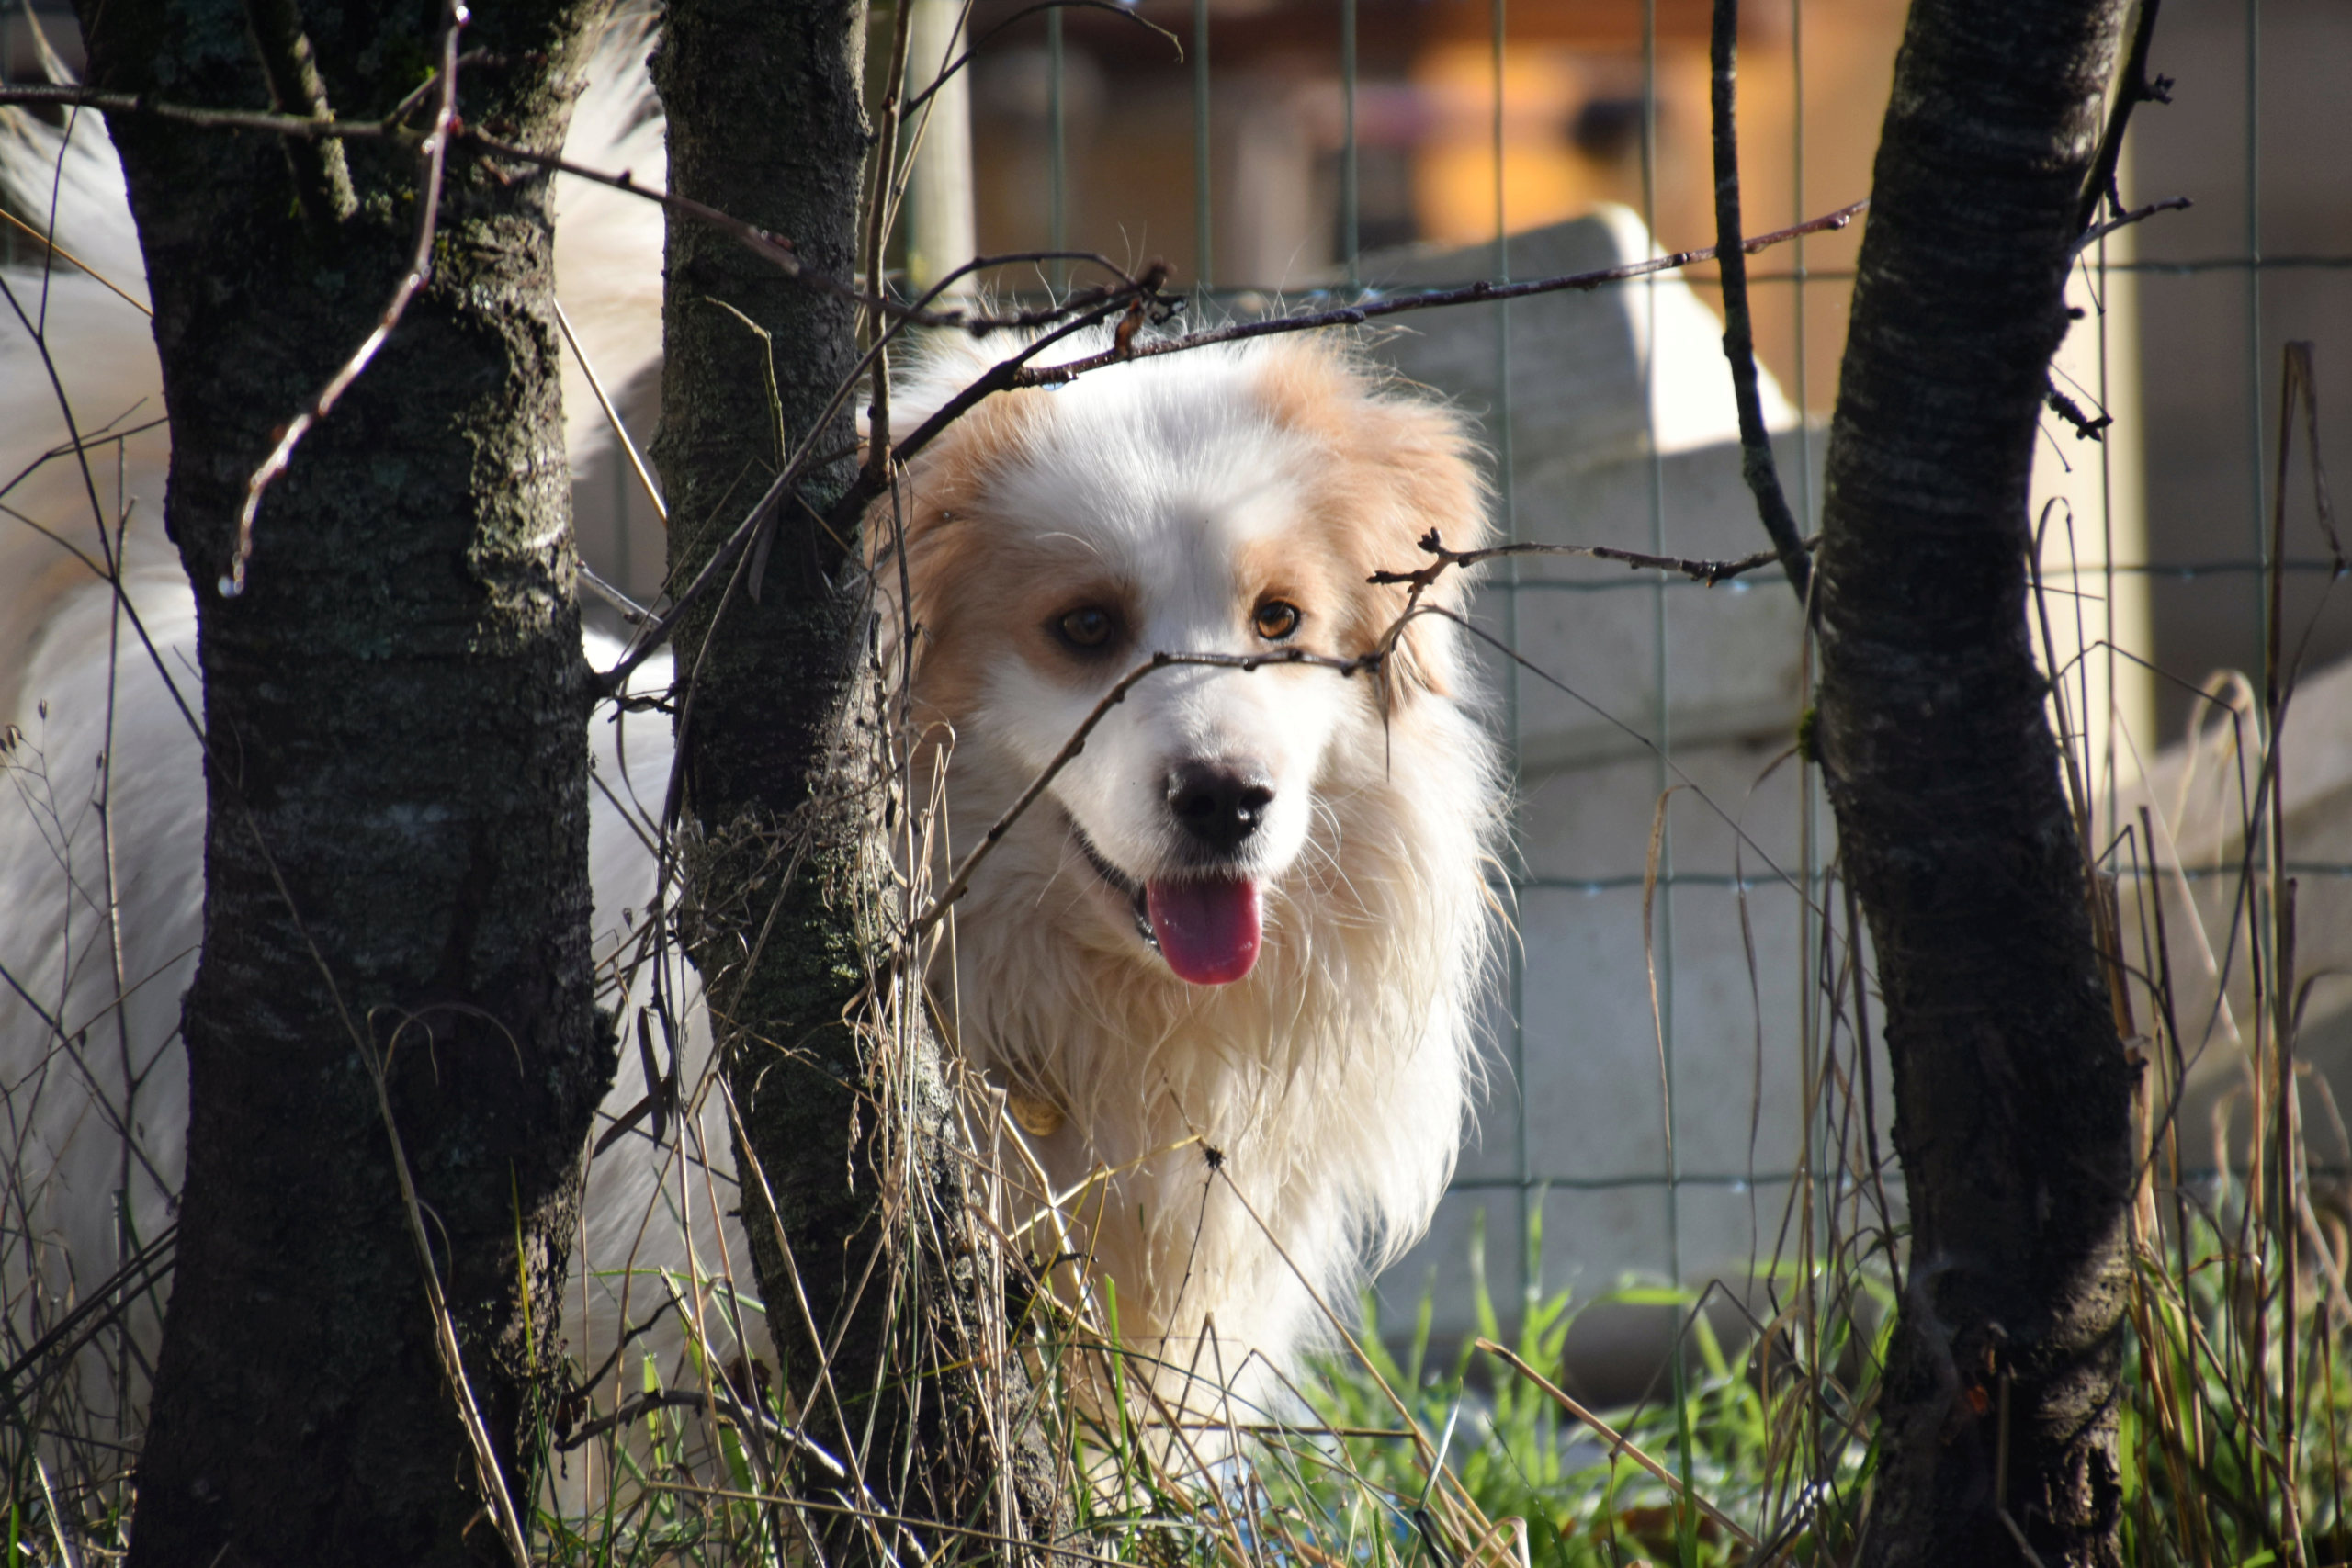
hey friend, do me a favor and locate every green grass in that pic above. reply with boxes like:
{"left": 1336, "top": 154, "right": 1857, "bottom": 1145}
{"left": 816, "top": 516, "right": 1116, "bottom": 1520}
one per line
{"left": 1209, "top": 1205, "right": 1890, "bottom": 1568}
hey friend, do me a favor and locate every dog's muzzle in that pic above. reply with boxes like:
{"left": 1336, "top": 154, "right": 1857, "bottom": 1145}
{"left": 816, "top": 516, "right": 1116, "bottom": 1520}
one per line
{"left": 1145, "top": 761, "right": 1272, "bottom": 983}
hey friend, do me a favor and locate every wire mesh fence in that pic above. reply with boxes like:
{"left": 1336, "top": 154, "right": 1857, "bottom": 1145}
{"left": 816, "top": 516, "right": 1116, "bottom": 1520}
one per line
{"left": 879, "top": 0, "right": 2352, "bottom": 1386}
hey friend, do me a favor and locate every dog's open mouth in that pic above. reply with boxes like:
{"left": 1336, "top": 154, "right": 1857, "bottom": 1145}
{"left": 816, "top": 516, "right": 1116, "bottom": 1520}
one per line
{"left": 1073, "top": 829, "right": 1263, "bottom": 987}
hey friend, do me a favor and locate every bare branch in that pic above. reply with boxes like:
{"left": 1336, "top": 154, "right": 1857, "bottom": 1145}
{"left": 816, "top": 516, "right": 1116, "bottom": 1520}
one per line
{"left": 2076, "top": 0, "right": 2172, "bottom": 231}
{"left": 0, "top": 208, "right": 151, "bottom": 317}
{"left": 554, "top": 297, "right": 667, "bottom": 525}
{"left": 361, "top": 1005, "right": 532, "bottom": 1564}
{"left": 880, "top": 275, "right": 1168, "bottom": 473}
{"left": 466, "top": 134, "right": 1159, "bottom": 334}
{"left": 0, "top": 81, "right": 397, "bottom": 132}
{"left": 859, "top": 0, "right": 920, "bottom": 490}
{"left": 0, "top": 82, "right": 1158, "bottom": 338}
{"left": 557, "top": 1386, "right": 851, "bottom": 1481}
{"left": 1709, "top": 0, "right": 1814, "bottom": 604}
{"left": 219, "top": 1, "right": 468, "bottom": 597}
{"left": 1001, "top": 199, "right": 1870, "bottom": 389}
{"left": 2073, "top": 194, "right": 2190, "bottom": 254}
{"left": 1367, "top": 526, "right": 1823, "bottom": 592}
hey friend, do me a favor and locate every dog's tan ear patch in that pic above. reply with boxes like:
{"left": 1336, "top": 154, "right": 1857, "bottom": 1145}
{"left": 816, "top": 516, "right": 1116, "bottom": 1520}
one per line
{"left": 1253, "top": 341, "right": 1492, "bottom": 702}
{"left": 863, "top": 384, "right": 1046, "bottom": 710}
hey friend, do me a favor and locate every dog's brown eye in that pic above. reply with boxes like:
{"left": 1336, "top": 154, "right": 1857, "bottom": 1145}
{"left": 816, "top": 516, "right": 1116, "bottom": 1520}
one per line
{"left": 1253, "top": 600, "right": 1302, "bottom": 641}
{"left": 1057, "top": 606, "right": 1115, "bottom": 649}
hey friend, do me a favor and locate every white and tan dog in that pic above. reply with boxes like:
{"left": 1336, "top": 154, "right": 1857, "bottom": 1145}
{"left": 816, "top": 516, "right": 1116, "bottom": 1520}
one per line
{"left": 881, "top": 336, "right": 1500, "bottom": 1409}
{"left": 0, "top": 25, "right": 1502, "bottom": 1461}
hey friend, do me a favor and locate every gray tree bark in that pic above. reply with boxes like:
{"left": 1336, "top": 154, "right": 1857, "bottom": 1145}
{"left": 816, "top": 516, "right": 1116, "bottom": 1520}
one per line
{"left": 1814, "top": 0, "right": 2138, "bottom": 1562}
{"left": 652, "top": 0, "right": 1059, "bottom": 1556}
{"left": 74, "top": 1, "right": 613, "bottom": 1560}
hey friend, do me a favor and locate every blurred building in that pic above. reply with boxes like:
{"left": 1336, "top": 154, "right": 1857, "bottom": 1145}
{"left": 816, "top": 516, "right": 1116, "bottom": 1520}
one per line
{"left": 957, "top": 0, "right": 1898, "bottom": 400}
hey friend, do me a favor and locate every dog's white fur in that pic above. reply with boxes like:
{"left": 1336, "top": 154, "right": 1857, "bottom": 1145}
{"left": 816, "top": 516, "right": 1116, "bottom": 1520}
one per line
{"left": 0, "top": 22, "right": 1500, "bottom": 1454}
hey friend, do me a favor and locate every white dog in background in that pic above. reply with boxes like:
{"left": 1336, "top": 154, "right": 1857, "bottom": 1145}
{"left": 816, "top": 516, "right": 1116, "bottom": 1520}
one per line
{"left": 0, "top": 18, "right": 1501, "bottom": 1469}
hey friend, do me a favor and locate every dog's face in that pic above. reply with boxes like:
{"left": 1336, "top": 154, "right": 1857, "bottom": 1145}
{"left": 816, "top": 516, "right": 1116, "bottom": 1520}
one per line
{"left": 966, "top": 415, "right": 1349, "bottom": 984}
{"left": 882, "top": 337, "right": 1484, "bottom": 987}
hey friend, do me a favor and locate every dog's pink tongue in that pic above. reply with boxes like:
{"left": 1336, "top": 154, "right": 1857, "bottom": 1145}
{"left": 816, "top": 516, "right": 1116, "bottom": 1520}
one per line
{"left": 1146, "top": 878, "right": 1263, "bottom": 986}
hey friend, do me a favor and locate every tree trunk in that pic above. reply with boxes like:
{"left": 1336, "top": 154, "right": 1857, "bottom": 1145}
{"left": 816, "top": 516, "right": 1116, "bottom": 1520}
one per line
{"left": 78, "top": 2, "right": 611, "bottom": 1560}
{"left": 1814, "top": 1, "right": 2137, "bottom": 1563}
{"left": 651, "top": 0, "right": 1058, "bottom": 1555}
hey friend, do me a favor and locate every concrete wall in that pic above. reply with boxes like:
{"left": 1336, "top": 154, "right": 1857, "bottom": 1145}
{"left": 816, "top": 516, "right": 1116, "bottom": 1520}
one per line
{"left": 1351, "top": 210, "right": 1855, "bottom": 1370}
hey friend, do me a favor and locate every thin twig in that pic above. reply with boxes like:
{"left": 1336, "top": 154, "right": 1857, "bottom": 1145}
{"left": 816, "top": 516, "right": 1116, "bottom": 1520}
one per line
{"left": 0, "top": 81, "right": 401, "bottom": 132}
{"left": 0, "top": 82, "right": 1157, "bottom": 338}
{"left": 219, "top": 1, "right": 468, "bottom": 597}
{"left": 461, "top": 139, "right": 1163, "bottom": 335}
{"left": 2076, "top": 0, "right": 2171, "bottom": 232}
{"left": 859, "top": 0, "right": 920, "bottom": 488}
{"left": 383, "top": 45, "right": 503, "bottom": 127}
{"left": 580, "top": 562, "right": 650, "bottom": 623}
{"left": 813, "top": 200, "right": 1860, "bottom": 538}
{"left": 1001, "top": 200, "right": 1870, "bottom": 390}
{"left": 553, "top": 297, "right": 666, "bottom": 525}
{"left": 0, "top": 1227, "right": 178, "bottom": 1395}
{"left": 0, "top": 208, "right": 151, "bottom": 317}
{"left": 558, "top": 1386, "right": 851, "bottom": 1479}
{"left": 695, "top": 265, "right": 1157, "bottom": 656}
{"left": 1367, "top": 528, "right": 1823, "bottom": 592}
{"left": 1707, "top": 0, "right": 1812, "bottom": 603}
{"left": 364, "top": 1018, "right": 534, "bottom": 1565}
{"left": 2074, "top": 195, "right": 2191, "bottom": 255}
{"left": 1173, "top": 1421, "right": 1419, "bottom": 1438}
{"left": 1476, "top": 1339, "right": 1761, "bottom": 1550}
{"left": 95, "top": 451, "right": 140, "bottom": 1426}
{"left": 891, "top": 524, "right": 1821, "bottom": 984}
{"left": 869, "top": 274, "right": 1165, "bottom": 478}
{"left": 904, "top": 0, "right": 1182, "bottom": 114}
{"left": 480, "top": 130, "right": 1064, "bottom": 345}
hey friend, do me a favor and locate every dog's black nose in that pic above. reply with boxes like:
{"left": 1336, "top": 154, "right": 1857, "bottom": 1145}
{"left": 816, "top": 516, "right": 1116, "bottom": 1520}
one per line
{"left": 1166, "top": 762, "right": 1275, "bottom": 853}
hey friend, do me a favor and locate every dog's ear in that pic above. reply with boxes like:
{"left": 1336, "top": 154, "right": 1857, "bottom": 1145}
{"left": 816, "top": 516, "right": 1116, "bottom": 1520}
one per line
{"left": 1253, "top": 340, "right": 1492, "bottom": 704}
{"left": 860, "top": 334, "right": 1046, "bottom": 686}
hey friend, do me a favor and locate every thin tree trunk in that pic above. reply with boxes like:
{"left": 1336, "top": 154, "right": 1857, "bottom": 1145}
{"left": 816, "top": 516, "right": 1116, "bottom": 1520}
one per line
{"left": 1814, "top": 1, "right": 2137, "bottom": 1562}
{"left": 652, "top": 0, "right": 1059, "bottom": 1554}
{"left": 77, "top": 2, "right": 610, "bottom": 1559}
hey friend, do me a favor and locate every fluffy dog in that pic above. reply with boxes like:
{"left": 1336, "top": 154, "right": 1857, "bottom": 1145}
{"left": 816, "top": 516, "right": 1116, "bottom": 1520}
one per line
{"left": 880, "top": 337, "right": 1500, "bottom": 1412}
{"left": 0, "top": 28, "right": 1501, "bottom": 1465}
